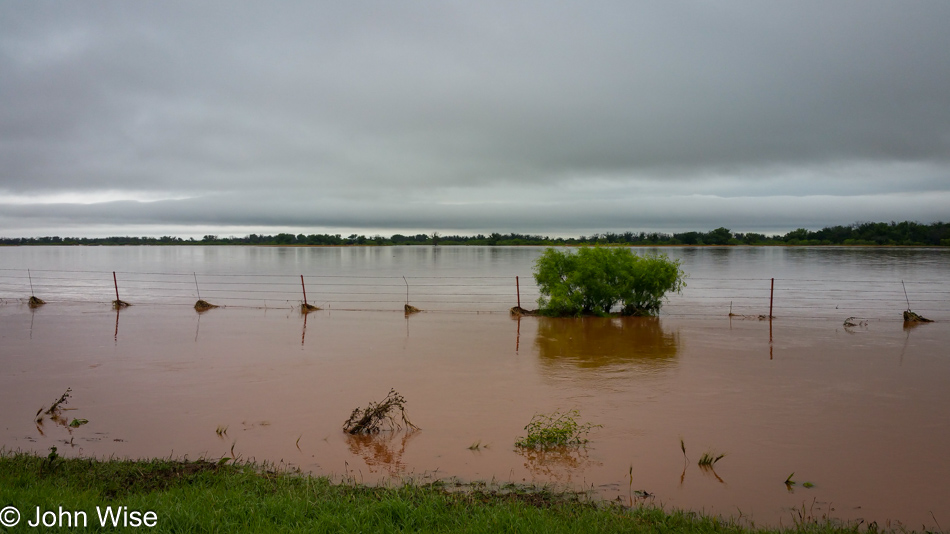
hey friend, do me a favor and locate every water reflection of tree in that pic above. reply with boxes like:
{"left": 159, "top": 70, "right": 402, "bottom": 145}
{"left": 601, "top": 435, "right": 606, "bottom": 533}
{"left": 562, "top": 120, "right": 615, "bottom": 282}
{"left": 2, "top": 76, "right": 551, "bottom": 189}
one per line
{"left": 534, "top": 317, "right": 679, "bottom": 370}
{"left": 515, "top": 446, "right": 601, "bottom": 484}
{"left": 344, "top": 431, "right": 419, "bottom": 476}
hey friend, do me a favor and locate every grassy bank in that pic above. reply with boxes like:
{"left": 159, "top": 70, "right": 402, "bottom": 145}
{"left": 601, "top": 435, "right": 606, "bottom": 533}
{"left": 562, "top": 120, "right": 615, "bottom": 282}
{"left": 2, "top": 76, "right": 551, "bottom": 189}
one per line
{"left": 0, "top": 452, "right": 875, "bottom": 533}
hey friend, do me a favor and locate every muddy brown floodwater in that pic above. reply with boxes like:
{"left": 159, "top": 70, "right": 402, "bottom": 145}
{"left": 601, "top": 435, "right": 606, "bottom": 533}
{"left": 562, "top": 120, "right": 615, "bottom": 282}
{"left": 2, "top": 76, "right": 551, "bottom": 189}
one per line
{"left": 1, "top": 302, "right": 948, "bottom": 530}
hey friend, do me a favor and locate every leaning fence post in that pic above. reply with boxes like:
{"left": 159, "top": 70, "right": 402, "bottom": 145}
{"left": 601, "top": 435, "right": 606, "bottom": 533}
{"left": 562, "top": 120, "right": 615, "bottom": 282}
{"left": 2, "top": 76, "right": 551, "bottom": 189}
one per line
{"left": 112, "top": 272, "right": 129, "bottom": 308}
{"left": 193, "top": 273, "right": 218, "bottom": 311}
{"left": 769, "top": 277, "right": 774, "bottom": 318}
{"left": 300, "top": 275, "right": 319, "bottom": 313}
{"left": 516, "top": 276, "right": 521, "bottom": 309}
{"left": 27, "top": 269, "right": 45, "bottom": 307}
{"left": 403, "top": 276, "right": 420, "bottom": 314}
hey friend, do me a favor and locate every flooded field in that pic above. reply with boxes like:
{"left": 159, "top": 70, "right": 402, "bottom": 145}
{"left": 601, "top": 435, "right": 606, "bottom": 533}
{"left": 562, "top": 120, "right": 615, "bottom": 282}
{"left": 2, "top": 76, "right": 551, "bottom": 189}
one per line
{"left": 1, "top": 301, "right": 948, "bottom": 529}
{"left": 1, "top": 246, "right": 948, "bottom": 528}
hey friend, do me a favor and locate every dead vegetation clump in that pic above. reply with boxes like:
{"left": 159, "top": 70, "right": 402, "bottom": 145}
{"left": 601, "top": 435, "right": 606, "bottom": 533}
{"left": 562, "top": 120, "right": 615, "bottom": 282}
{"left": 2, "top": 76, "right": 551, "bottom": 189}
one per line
{"left": 35, "top": 388, "right": 88, "bottom": 431}
{"left": 900, "top": 281, "right": 933, "bottom": 323}
{"left": 300, "top": 303, "right": 320, "bottom": 313}
{"left": 343, "top": 389, "right": 419, "bottom": 435}
{"left": 194, "top": 300, "right": 219, "bottom": 311}
{"left": 36, "top": 387, "right": 72, "bottom": 423}
{"left": 404, "top": 304, "right": 421, "bottom": 314}
{"left": 903, "top": 310, "right": 933, "bottom": 323}
{"left": 28, "top": 296, "right": 45, "bottom": 308}
{"left": 509, "top": 306, "right": 539, "bottom": 316}
{"left": 112, "top": 299, "right": 130, "bottom": 309}
{"left": 843, "top": 317, "right": 868, "bottom": 327}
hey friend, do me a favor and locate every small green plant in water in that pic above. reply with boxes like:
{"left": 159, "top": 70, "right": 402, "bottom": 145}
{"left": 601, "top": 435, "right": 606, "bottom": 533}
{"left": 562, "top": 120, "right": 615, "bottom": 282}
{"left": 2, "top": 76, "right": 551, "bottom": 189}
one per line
{"left": 698, "top": 452, "right": 725, "bottom": 467}
{"left": 515, "top": 410, "right": 599, "bottom": 449}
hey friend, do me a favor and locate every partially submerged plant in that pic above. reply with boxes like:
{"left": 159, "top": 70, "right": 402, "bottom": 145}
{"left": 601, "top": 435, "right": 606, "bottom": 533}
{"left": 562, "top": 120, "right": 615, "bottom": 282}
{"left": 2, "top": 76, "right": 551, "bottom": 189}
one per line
{"left": 300, "top": 302, "right": 320, "bottom": 313}
{"left": 112, "top": 299, "right": 130, "bottom": 309}
{"left": 515, "top": 410, "right": 598, "bottom": 449}
{"left": 36, "top": 388, "right": 87, "bottom": 433}
{"left": 533, "top": 247, "right": 686, "bottom": 316}
{"left": 37, "top": 388, "right": 72, "bottom": 423}
{"left": 903, "top": 310, "right": 933, "bottom": 323}
{"left": 698, "top": 452, "right": 725, "bottom": 467}
{"left": 343, "top": 389, "right": 419, "bottom": 435}
{"left": 28, "top": 296, "right": 45, "bottom": 308}
{"left": 195, "top": 299, "right": 219, "bottom": 311}
{"left": 404, "top": 304, "right": 421, "bottom": 314}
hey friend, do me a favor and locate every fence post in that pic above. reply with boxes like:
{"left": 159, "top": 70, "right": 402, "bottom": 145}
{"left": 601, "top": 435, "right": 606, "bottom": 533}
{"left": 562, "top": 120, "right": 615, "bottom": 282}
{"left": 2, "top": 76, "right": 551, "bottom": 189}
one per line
{"left": 113, "top": 272, "right": 120, "bottom": 302}
{"left": 516, "top": 276, "right": 521, "bottom": 309}
{"left": 301, "top": 275, "right": 308, "bottom": 306}
{"left": 769, "top": 277, "right": 774, "bottom": 318}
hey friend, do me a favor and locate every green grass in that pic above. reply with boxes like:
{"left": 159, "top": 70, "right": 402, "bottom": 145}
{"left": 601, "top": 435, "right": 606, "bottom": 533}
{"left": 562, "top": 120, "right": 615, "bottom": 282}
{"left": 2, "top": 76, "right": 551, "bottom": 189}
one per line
{"left": 0, "top": 451, "right": 881, "bottom": 533}
{"left": 515, "top": 410, "right": 598, "bottom": 449}
{"left": 698, "top": 452, "right": 725, "bottom": 467}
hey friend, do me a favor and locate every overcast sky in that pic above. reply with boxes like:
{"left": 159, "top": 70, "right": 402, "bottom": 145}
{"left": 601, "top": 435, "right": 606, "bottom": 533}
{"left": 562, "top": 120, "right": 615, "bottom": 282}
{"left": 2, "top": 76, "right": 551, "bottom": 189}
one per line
{"left": 2, "top": 1, "right": 949, "bottom": 238}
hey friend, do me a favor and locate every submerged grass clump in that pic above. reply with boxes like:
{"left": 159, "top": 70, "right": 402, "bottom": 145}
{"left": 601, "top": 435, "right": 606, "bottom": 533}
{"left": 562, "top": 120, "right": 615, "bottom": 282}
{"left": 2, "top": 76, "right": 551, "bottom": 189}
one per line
{"left": 515, "top": 410, "right": 598, "bottom": 449}
{"left": 28, "top": 295, "right": 45, "bottom": 308}
{"left": 300, "top": 302, "right": 320, "bottom": 313}
{"left": 195, "top": 299, "right": 219, "bottom": 311}
{"left": 343, "top": 389, "right": 418, "bottom": 435}
{"left": 509, "top": 306, "right": 539, "bottom": 316}
{"left": 698, "top": 452, "right": 725, "bottom": 467}
{"left": 903, "top": 310, "right": 933, "bottom": 323}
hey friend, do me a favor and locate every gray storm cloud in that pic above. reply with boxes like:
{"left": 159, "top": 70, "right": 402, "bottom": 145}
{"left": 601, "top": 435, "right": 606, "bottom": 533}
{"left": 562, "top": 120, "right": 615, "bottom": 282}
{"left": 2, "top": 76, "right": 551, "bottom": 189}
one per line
{"left": 1, "top": 1, "right": 948, "bottom": 237}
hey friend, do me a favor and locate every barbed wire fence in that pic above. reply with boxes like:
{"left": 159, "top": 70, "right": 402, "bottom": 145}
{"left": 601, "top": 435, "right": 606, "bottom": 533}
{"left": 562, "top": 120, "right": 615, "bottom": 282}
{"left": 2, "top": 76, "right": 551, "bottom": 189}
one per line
{"left": 0, "top": 268, "right": 947, "bottom": 320}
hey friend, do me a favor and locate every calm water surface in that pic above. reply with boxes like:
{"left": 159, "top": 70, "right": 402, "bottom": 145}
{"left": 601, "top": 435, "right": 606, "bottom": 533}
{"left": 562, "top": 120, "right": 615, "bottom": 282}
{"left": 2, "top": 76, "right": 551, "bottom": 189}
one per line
{"left": 2, "top": 245, "right": 948, "bottom": 319}
{"left": 1, "top": 246, "right": 948, "bottom": 528}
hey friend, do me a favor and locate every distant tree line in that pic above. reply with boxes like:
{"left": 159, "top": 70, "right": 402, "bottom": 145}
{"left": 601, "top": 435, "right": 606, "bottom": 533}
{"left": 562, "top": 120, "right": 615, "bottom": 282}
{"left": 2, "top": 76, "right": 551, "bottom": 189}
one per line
{"left": 2, "top": 221, "right": 949, "bottom": 247}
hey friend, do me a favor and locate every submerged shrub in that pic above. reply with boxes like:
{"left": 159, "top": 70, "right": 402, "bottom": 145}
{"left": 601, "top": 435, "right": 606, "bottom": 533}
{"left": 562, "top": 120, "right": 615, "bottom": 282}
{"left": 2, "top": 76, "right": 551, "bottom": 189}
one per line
{"left": 533, "top": 247, "right": 686, "bottom": 316}
{"left": 515, "top": 410, "right": 598, "bottom": 449}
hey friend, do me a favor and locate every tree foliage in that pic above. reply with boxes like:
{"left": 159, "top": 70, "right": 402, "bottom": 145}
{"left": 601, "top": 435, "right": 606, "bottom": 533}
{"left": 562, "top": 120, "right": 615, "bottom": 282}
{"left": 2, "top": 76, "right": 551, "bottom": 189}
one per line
{"left": 533, "top": 247, "right": 686, "bottom": 316}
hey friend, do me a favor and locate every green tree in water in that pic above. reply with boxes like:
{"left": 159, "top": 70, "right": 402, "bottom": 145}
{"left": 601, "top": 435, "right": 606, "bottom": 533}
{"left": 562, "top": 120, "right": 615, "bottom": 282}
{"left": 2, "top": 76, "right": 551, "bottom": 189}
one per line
{"left": 533, "top": 247, "right": 686, "bottom": 316}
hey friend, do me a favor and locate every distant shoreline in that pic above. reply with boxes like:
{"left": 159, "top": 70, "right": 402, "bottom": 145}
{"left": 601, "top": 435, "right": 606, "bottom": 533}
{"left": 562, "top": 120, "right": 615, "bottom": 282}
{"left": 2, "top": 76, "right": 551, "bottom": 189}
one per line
{"left": 2, "top": 221, "right": 948, "bottom": 247}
